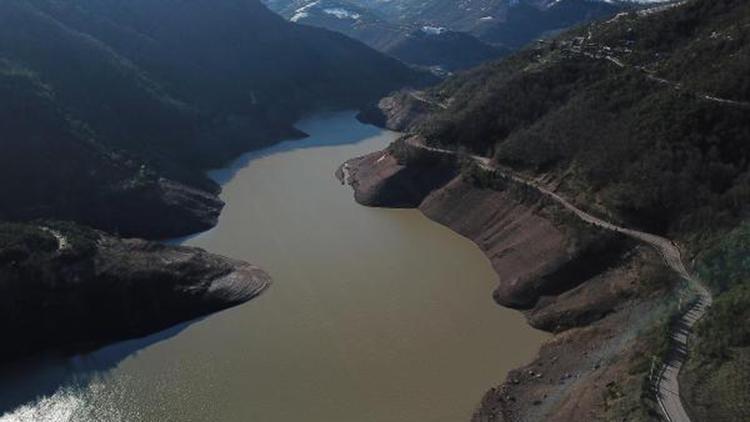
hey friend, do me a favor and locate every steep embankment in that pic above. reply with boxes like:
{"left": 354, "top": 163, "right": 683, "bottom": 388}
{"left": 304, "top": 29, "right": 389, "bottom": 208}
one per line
{"left": 405, "top": 136, "right": 714, "bottom": 422}
{"left": 0, "top": 222, "right": 270, "bottom": 363}
{"left": 341, "top": 141, "right": 679, "bottom": 421}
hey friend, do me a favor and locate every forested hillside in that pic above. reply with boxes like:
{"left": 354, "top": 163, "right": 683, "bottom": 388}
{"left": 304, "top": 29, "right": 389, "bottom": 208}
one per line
{"left": 0, "top": 61, "right": 222, "bottom": 238}
{"left": 418, "top": 0, "right": 750, "bottom": 237}
{"left": 0, "top": 0, "right": 426, "bottom": 237}
{"left": 403, "top": 0, "right": 750, "bottom": 418}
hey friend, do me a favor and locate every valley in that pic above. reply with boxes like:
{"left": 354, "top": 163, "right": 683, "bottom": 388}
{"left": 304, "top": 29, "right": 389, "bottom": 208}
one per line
{"left": 1, "top": 0, "right": 748, "bottom": 421}
{"left": 0, "top": 113, "right": 546, "bottom": 422}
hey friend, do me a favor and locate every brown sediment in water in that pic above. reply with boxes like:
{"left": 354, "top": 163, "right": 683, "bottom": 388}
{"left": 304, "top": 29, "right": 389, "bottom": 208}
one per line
{"left": 0, "top": 112, "right": 547, "bottom": 422}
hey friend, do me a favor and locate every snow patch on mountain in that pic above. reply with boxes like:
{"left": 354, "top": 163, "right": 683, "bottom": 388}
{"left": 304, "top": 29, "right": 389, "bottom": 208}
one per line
{"left": 290, "top": 1, "right": 320, "bottom": 22}
{"left": 422, "top": 25, "right": 447, "bottom": 35}
{"left": 597, "top": 0, "right": 675, "bottom": 4}
{"left": 324, "top": 7, "right": 362, "bottom": 20}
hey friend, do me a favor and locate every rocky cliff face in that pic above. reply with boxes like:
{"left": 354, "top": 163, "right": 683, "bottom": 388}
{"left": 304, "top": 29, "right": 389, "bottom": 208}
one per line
{"left": 341, "top": 144, "right": 676, "bottom": 420}
{"left": 0, "top": 222, "right": 270, "bottom": 363}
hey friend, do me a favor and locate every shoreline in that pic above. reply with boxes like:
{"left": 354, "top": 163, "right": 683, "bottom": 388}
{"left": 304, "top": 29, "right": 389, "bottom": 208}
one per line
{"left": 340, "top": 142, "right": 680, "bottom": 421}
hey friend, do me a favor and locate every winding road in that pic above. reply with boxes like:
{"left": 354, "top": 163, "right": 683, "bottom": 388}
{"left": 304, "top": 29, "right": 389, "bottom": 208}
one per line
{"left": 407, "top": 91, "right": 449, "bottom": 110}
{"left": 404, "top": 136, "right": 713, "bottom": 422}
{"left": 606, "top": 55, "right": 750, "bottom": 109}
{"left": 578, "top": 40, "right": 750, "bottom": 110}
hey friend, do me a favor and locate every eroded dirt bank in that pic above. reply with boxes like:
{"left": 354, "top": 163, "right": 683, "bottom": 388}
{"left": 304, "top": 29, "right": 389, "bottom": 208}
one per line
{"left": 340, "top": 145, "right": 676, "bottom": 421}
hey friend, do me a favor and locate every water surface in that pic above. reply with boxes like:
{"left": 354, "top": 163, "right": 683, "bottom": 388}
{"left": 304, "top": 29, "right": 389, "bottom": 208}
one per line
{"left": 0, "top": 112, "right": 546, "bottom": 422}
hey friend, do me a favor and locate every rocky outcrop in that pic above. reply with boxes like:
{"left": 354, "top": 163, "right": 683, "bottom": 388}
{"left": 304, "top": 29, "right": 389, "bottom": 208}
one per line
{"left": 0, "top": 222, "right": 270, "bottom": 363}
{"left": 340, "top": 147, "right": 458, "bottom": 208}
{"left": 357, "top": 92, "right": 436, "bottom": 131}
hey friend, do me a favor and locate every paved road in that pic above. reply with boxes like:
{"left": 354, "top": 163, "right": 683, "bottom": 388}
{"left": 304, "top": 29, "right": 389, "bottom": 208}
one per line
{"left": 405, "top": 136, "right": 713, "bottom": 422}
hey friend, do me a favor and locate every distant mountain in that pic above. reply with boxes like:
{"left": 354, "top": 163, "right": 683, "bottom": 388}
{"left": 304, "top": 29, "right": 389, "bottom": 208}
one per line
{"left": 362, "top": 0, "right": 629, "bottom": 48}
{"left": 341, "top": 0, "right": 670, "bottom": 27}
{"left": 265, "top": 0, "right": 507, "bottom": 71}
{"left": 265, "top": 0, "right": 633, "bottom": 69}
{"left": 472, "top": 0, "right": 624, "bottom": 48}
{"left": 0, "top": 0, "right": 427, "bottom": 238}
{"left": 268, "top": 0, "right": 408, "bottom": 50}
{"left": 387, "top": 27, "right": 510, "bottom": 72}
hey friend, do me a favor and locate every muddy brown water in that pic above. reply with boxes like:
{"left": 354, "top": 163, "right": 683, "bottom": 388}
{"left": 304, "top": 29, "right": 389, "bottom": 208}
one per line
{"left": 0, "top": 112, "right": 546, "bottom": 422}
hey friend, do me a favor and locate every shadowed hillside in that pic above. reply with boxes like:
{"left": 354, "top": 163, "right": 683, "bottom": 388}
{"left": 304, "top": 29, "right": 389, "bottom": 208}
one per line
{"left": 0, "top": 0, "right": 428, "bottom": 238}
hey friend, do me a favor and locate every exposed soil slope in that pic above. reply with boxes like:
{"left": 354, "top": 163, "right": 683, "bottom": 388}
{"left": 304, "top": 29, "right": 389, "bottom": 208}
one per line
{"left": 404, "top": 136, "right": 713, "bottom": 422}
{"left": 341, "top": 145, "right": 673, "bottom": 420}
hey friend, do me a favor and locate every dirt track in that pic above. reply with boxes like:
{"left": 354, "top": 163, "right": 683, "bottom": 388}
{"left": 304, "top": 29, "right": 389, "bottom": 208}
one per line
{"left": 405, "top": 136, "right": 713, "bottom": 422}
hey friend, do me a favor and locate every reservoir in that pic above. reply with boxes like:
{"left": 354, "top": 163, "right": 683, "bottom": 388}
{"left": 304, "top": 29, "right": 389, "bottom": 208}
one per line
{"left": 0, "top": 112, "right": 546, "bottom": 422}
